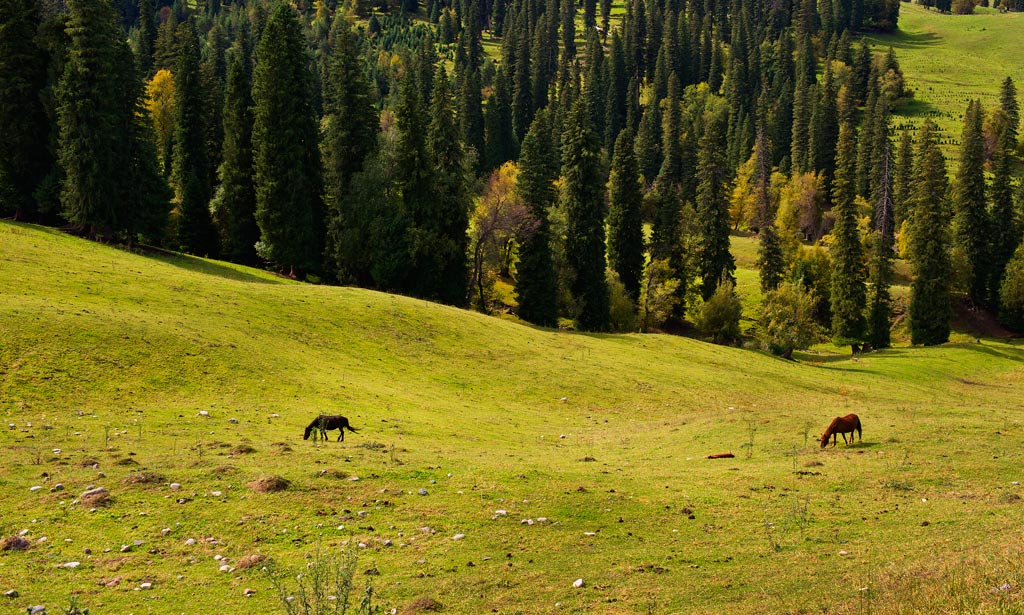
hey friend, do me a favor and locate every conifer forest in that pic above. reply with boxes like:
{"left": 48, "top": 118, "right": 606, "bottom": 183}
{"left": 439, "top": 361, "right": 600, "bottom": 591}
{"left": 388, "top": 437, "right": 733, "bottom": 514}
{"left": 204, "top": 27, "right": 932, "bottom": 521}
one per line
{"left": 3, "top": 0, "right": 1024, "bottom": 345}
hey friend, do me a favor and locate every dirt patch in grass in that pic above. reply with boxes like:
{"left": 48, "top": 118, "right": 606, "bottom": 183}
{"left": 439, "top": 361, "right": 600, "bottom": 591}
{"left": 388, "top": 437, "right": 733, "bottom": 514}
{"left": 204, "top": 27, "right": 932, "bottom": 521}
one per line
{"left": 123, "top": 471, "right": 165, "bottom": 485}
{"left": 81, "top": 488, "right": 112, "bottom": 507}
{"left": 271, "top": 442, "right": 293, "bottom": 453}
{"left": 236, "top": 553, "right": 267, "bottom": 569}
{"left": 1, "top": 535, "right": 31, "bottom": 551}
{"left": 211, "top": 465, "right": 238, "bottom": 475}
{"left": 114, "top": 457, "right": 139, "bottom": 466}
{"left": 230, "top": 444, "right": 257, "bottom": 455}
{"left": 248, "top": 476, "right": 290, "bottom": 493}
{"left": 315, "top": 469, "right": 348, "bottom": 479}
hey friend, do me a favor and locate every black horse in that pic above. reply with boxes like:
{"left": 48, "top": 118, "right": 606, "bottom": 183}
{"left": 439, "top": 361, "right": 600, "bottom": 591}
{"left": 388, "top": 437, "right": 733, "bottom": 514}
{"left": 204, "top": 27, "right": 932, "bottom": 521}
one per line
{"left": 303, "top": 415, "right": 359, "bottom": 442}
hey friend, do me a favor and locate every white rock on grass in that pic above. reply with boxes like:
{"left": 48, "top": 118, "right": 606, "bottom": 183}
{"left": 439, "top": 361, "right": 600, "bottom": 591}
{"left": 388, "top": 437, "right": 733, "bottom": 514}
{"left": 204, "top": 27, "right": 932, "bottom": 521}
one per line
{"left": 184, "top": 538, "right": 196, "bottom": 546}
{"left": 572, "top": 578, "right": 584, "bottom": 588}
{"left": 140, "top": 582, "right": 153, "bottom": 590}
{"left": 452, "top": 534, "right": 466, "bottom": 541}
{"left": 62, "top": 562, "right": 80, "bottom": 569}
{"left": 30, "top": 486, "right": 42, "bottom": 492}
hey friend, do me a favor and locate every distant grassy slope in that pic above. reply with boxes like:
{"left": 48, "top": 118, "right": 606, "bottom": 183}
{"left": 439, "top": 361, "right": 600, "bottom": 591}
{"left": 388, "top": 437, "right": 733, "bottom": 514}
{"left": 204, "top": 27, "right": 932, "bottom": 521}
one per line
{"left": 1, "top": 221, "right": 1023, "bottom": 614}
{"left": 866, "top": 3, "right": 1024, "bottom": 157}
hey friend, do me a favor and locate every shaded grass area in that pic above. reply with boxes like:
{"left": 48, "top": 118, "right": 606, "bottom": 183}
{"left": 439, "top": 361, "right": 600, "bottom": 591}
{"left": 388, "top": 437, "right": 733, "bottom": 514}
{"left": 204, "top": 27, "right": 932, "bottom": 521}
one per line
{"left": 1, "top": 221, "right": 1023, "bottom": 614}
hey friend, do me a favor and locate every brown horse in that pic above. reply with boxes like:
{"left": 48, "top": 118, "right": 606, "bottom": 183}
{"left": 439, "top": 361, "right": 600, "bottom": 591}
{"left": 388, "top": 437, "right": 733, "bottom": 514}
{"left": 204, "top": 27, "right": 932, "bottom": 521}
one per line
{"left": 820, "top": 414, "right": 862, "bottom": 448}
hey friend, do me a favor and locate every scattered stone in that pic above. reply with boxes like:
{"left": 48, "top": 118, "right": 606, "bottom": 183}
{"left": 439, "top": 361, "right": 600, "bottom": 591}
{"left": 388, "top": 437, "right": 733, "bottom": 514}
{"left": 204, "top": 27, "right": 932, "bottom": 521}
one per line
{"left": 211, "top": 491, "right": 223, "bottom": 497}
{"left": 83, "top": 548, "right": 91, "bottom": 554}
{"left": 536, "top": 517, "right": 548, "bottom": 524}
{"left": 7, "top": 424, "right": 14, "bottom": 430}
{"left": 418, "top": 488, "right": 428, "bottom": 496}
{"left": 140, "top": 582, "right": 152, "bottom": 590}
{"left": 2, "top": 536, "right": 31, "bottom": 551}
{"left": 4, "top": 590, "right": 18, "bottom": 598}
{"left": 120, "top": 545, "right": 132, "bottom": 553}
{"left": 521, "top": 519, "right": 534, "bottom": 525}
{"left": 29, "top": 486, "right": 42, "bottom": 492}
{"left": 573, "top": 578, "right": 584, "bottom": 588}
{"left": 37, "top": 537, "right": 47, "bottom": 544}
{"left": 229, "top": 418, "right": 239, "bottom": 424}
{"left": 62, "top": 561, "right": 81, "bottom": 569}
{"left": 382, "top": 539, "right": 393, "bottom": 547}
{"left": 161, "top": 528, "right": 171, "bottom": 536}
{"left": 102, "top": 576, "right": 123, "bottom": 588}
{"left": 51, "top": 484, "right": 65, "bottom": 492}
{"left": 198, "top": 411, "right": 210, "bottom": 417}
{"left": 495, "top": 510, "right": 507, "bottom": 516}
{"left": 584, "top": 532, "right": 596, "bottom": 537}
{"left": 219, "top": 565, "right": 231, "bottom": 572}
{"left": 52, "top": 449, "right": 62, "bottom": 455}
{"left": 244, "top": 588, "right": 255, "bottom": 596}
{"left": 452, "top": 534, "right": 465, "bottom": 541}
{"left": 29, "top": 606, "right": 45, "bottom": 614}
{"left": 169, "top": 483, "right": 182, "bottom": 490}
{"left": 184, "top": 538, "right": 196, "bottom": 546}
{"left": 921, "top": 521, "right": 930, "bottom": 526}
{"left": 271, "top": 414, "right": 280, "bottom": 418}
{"left": 839, "top": 550, "right": 849, "bottom": 556}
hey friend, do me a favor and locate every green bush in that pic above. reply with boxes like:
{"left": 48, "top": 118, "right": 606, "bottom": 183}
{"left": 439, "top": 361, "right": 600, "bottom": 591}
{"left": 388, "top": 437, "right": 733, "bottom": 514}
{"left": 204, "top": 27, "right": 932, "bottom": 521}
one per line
{"left": 694, "top": 279, "right": 742, "bottom": 344}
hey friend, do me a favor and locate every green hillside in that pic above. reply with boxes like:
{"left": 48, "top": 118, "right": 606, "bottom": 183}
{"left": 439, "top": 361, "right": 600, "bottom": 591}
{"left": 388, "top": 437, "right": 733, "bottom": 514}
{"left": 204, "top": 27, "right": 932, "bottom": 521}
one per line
{"left": 867, "top": 3, "right": 1024, "bottom": 156}
{"left": 1, "top": 221, "right": 1023, "bottom": 614}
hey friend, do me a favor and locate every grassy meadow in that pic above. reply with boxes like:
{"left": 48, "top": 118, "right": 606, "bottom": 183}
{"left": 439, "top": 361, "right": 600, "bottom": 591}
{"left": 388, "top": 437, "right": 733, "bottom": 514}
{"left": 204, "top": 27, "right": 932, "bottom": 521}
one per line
{"left": 866, "top": 2, "right": 1024, "bottom": 160}
{"left": 2, "top": 221, "right": 1024, "bottom": 614}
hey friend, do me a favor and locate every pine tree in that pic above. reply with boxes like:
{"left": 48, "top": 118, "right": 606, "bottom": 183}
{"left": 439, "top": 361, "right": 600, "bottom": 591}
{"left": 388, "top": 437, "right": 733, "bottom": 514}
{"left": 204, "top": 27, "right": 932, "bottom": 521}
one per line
{"left": 607, "top": 128, "right": 644, "bottom": 302}
{"left": 635, "top": 100, "right": 662, "bottom": 186}
{"left": 516, "top": 110, "right": 560, "bottom": 326}
{"left": 893, "top": 127, "right": 913, "bottom": 225}
{"left": 511, "top": 16, "right": 534, "bottom": 141}
{"left": 484, "top": 68, "right": 517, "bottom": 170}
{"left": 426, "top": 65, "right": 471, "bottom": 306}
{"left": 989, "top": 110, "right": 1019, "bottom": 307}
{"left": 58, "top": 0, "right": 123, "bottom": 238}
{"left": 908, "top": 121, "right": 952, "bottom": 346}
{"left": 136, "top": 0, "right": 157, "bottom": 75}
{"left": 867, "top": 137, "right": 895, "bottom": 349}
{"left": 323, "top": 13, "right": 379, "bottom": 281}
{"left": 214, "top": 39, "right": 258, "bottom": 265}
{"left": 252, "top": 3, "right": 324, "bottom": 276}
{"left": 829, "top": 120, "right": 867, "bottom": 343}
{"left": 697, "top": 108, "right": 735, "bottom": 300}
{"left": 0, "top": 0, "right": 52, "bottom": 220}
{"left": 754, "top": 130, "right": 785, "bottom": 293}
{"left": 457, "top": 26, "right": 485, "bottom": 170}
{"left": 604, "top": 32, "right": 627, "bottom": 155}
{"left": 172, "top": 21, "right": 218, "bottom": 256}
{"left": 952, "top": 99, "right": 990, "bottom": 306}
{"left": 790, "top": 34, "right": 813, "bottom": 173}
{"left": 999, "top": 76, "right": 1019, "bottom": 143}
{"left": 394, "top": 65, "right": 435, "bottom": 296}
{"left": 562, "top": 96, "right": 610, "bottom": 331}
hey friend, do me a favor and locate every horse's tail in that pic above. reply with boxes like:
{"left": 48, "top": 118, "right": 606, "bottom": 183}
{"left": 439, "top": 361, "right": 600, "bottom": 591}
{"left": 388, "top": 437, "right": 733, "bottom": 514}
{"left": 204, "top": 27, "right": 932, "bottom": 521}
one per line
{"left": 345, "top": 422, "right": 358, "bottom": 433}
{"left": 856, "top": 415, "right": 863, "bottom": 440}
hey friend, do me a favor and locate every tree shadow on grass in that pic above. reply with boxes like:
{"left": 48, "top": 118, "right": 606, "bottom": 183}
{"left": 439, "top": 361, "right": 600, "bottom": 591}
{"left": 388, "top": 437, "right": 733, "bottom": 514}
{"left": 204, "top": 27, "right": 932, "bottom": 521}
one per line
{"left": 140, "top": 246, "right": 289, "bottom": 286}
{"left": 864, "top": 28, "right": 942, "bottom": 50}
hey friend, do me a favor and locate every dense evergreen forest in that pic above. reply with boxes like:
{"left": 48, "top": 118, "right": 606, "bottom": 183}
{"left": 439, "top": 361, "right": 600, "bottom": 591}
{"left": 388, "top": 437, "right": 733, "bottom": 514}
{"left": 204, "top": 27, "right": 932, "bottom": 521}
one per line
{"left": 2, "top": 0, "right": 1024, "bottom": 347}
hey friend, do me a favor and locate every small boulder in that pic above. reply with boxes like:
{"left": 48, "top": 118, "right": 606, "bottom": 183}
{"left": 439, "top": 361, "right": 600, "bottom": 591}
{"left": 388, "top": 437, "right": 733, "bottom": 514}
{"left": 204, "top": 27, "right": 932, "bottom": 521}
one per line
{"left": 3, "top": 590, "right": 18, "bottom": 598}
{"left": 573, "top": 578, "right": 584, "bottom": 588}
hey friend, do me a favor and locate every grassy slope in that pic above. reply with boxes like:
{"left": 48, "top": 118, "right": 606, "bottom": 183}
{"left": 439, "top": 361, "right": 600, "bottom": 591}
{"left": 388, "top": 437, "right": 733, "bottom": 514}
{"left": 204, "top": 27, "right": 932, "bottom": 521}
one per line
{"left": 866, "top": 3, "right": 1024, "bottom": 158}
{"left": 1, "top": 221, "right": 1023, "bottom": 614}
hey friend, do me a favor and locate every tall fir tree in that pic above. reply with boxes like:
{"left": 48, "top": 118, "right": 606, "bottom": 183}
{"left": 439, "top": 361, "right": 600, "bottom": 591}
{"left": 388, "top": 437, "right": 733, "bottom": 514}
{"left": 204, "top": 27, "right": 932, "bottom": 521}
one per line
{"left": 484, "top": 68, "right": 517, "bottom": 170}
{"left": 214, "top": 39, "right": 259, "bottom": 265}
{"left": 829, "top": 120, "right": 867, "bottom": 343}
{"left": 607, "top": 128, "right": 645, "bottom": 302}
{"left": 57, "top": 0, "right": 123, "bottom": 237}
{"left": 426, "top": 65, "right": 471, "bottom": 306}
{"left": 989, "top": 109, "right": 1019, "bottom": 307}
{"left": 952, "top": 99, "right": 990, "bottom": 306}
{"left": 634, "top": 100, "right": 662, "bottom": 186}
{"left": 515, "top": 110, "right": 560, "bottom": 326}
{"left": 754, "top": 130, "right": 785, "bottom": 293}
{"left": 562, "top": 96, "right": 610, "bottom": 331}
{"left": 136, "top": 0, "right": 157, "bottom": 75}
{"left": 867, "top": 137, "right": 895, "bottom": 349}
{"left": 696, "top": 107, "right": 735, "bottom": 300}
{"left": 252, "top": 3, "right": 324, "bottom": 276}
{"left": 999, "top": 76, "right": 1019, "bottom": 145}
{"left": 0, "top": 0, "right": 52, "bottom": 220}
{"left": 323, "top": 13, "right": 379, "bottom": 281}
{"left": 908, "top": 121, "right": 952, "bottom": 346}
{"left": 893, "top": 127, "right": 913, "bottom": 225}
{"left": 516, "top": 110, "right": 560, "bottom": 326}
{"left": 172, "top": 21, "right": 218, "bottom": 256}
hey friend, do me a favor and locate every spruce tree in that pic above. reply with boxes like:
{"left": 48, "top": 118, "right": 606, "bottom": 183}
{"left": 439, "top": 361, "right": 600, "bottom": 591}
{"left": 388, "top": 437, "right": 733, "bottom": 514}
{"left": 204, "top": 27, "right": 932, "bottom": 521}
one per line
{"left": 893, "top": 127, "right": 913, "bottom": 225}
{"left": 908, "top": 121, "right": 952, "bottom": 346}
{"left": 172, "top": 21, "right": 217, "bottom": 256}
{"left": 999, "top": 76, "right": 1019, "bottom": 144}
{"left": 214, "top": 39, "right": 258, "bottom": 265}
{"left": 952, "top": 99, "right": 990, "bottom": 306}
{"left": 515, "top": 110, "right": 560, "bottom": 326}
{"left": 607, "top": 128, "right": 644, "bottom": 302}
{"left": 989, "top": 111, "right": 1019, "bottom": 307}
{"left": 136, "top": 0, "right": 157, "bottom": 75}
{"left": 0, "top": 0, "right": 52, "bottom": 220}
{"left": 484, "top": 68, "right": 517, "bottom": 170}
{"left": 426, "top": 65, "right": 471, "bottom": 306}
{"left": 830, "top": 120, "right": 867, "bottom": 343}
{"left": 754, "top": 131, "right": 785, "bottom": 293}
{"left": 323, "top": 13, "right": 378, "bottom": 278}
{"left": 252, "top": 3, "right": 324, "bottom": 276}
{"left": 58, "top": 0, "right": 123, "bottom": 238}
{"left": 634, "top": 100, "right": 662, "bottom": 186}
{"left": 562, "top": 96, "right": 610, "bottom": 331}
{"left": 696, "top": 108, "right": 735, "bottom": 300}
{"left": 516, "top": 110, "right": 560, "bottom": 326}
{"left": 867, "top": 137, "right": 895, "bottom": 349}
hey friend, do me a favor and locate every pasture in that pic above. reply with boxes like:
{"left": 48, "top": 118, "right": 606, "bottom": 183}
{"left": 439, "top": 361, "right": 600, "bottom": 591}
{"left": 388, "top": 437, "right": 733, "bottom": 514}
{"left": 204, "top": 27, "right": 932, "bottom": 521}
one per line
{"left": 866, "top": 3, "right": 1024, "bottom": 161}
{"left": 1, "top": 220, "right": 1023, "bottom": 614}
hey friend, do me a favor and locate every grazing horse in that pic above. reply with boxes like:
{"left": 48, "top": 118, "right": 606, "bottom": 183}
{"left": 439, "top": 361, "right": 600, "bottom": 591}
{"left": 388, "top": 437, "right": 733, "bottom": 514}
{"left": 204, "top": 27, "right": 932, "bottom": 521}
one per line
{"left": 820, "top": 414, "right": 862, "bottom": 448}
{"left": 303, "top": 415, "right": 359, "bottom": 442}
